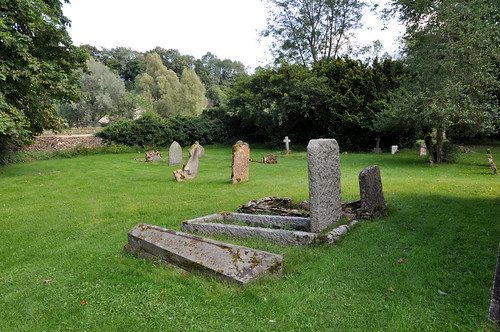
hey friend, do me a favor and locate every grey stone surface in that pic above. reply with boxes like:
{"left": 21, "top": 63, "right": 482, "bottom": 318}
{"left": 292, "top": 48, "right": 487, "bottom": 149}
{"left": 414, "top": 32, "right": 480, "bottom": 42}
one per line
{"left": 307, "top": 139, "right": 342, "bottom": 232}
{"left": 189, "top": 141, "right": 205, "bottom": 158}
{"left": 420, "top": 141, "right": 427, "bottom": 156}
{"left": 225, "top": 213, "right": 310, "bottom": 232}
{"left": 125, "top": 223, "right": 283, "bottom": 285}
{"left": 231, "top": 141, "right": 250, "bottom": 184}
{"left": 174, "top": 142, "right": 201, "bottom": 181}
{"left": 358, "top": 166, "right": 386, "bottom": 218}
{"left": 145, "top": 150, "right": 162, "bottom": 162}
{"left": 182, "top": 213, "right": 358, "bottom": 246}
{"left": 168, "top": 141, "right": 183, "bottom": 166}
{"left": 489, "top": 244, "right": 500, "bottom": 323}
{"left": 372, "top": 137, "right": 382, "bottom": 154}
{"left": 283, "top": 136, "right": 291, "bottom": 154}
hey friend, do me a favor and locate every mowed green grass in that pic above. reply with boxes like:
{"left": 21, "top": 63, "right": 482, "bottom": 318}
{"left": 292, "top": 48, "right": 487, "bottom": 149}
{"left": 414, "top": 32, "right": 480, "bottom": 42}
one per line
{"left": 1, "top": 145, "right": 499, "bottom": 331}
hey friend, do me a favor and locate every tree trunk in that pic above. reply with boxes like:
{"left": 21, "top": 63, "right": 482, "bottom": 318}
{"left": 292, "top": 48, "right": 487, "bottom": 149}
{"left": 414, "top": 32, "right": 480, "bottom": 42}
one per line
{"left": 436, "top": 128, "right": 444, "bottom": 163}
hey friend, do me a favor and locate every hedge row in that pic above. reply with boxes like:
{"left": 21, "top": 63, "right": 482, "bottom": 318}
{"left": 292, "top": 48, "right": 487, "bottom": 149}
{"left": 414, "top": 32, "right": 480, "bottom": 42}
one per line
{"left": 95, "top": 112, "right": 232, "bottom": 148}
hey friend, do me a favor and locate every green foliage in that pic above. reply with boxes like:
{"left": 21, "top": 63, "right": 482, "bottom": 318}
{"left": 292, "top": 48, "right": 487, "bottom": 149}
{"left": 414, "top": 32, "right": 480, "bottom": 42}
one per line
{"left": 169, "top": 114, "right": 231, "bottom": 146}
{"left": 379, "top": 0, "right": 500, "bottom": 161}
{"left": 58, "top": 59, "right": 126, "bottom": 127}
{"left": 136, "top": 53, "right": 207, "bottom": 117}
{"left": 0, "top": 0, "right": 87, "bottom": 150}
{"left": 226, "top": 58, "right": 408, "bottom": 150}
{"left": 96, "top": 112, "right": 172, "bottom": 148}
{"left": 261, "top": 0, "right": 365, "bottom": 66}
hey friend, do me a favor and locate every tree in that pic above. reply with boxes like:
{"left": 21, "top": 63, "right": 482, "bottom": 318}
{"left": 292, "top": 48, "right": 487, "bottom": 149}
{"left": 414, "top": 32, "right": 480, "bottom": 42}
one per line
{"left": 136, "top": 53, "right": 206, "bottom": 117}
{"left": 58, "top": 58, "right": 126, "bottom": 127}
{"left": 379, "top": 0, "right": 499, "bottom": 162}
{"left": 0, "top": 0, "right": 86, "bottom": 150}
{"left": 261, "top": 0, "right": 365, "bottom": 67}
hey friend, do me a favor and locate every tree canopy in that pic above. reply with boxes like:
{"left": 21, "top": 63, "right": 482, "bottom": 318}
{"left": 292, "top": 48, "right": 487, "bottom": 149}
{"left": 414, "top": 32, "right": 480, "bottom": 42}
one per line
{"left": 261, "top": 0, "right": 365, "bottom": 66}
{"left": 0, "top": 0, "right": 86, "bottom": 150}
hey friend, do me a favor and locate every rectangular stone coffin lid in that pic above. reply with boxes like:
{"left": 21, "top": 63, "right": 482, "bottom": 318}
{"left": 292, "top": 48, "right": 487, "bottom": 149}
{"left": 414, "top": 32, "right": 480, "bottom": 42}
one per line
{"left": 124, "top": 223, "right": 283, "bottom": 285}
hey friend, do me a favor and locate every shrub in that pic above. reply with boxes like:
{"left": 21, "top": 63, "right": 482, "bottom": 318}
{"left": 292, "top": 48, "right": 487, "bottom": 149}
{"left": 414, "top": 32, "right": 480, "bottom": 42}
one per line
{"left": 96, "top": 112, "right": 173, "bottom": 147}
{"left": 169, "top": 114, "right": 232, "bottom": 146}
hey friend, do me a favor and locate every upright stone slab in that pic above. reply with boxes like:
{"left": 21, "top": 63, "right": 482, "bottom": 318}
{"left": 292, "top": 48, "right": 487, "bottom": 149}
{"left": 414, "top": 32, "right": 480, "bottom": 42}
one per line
{"left": 372, "top": 137, "right": 382, "bottom": 154}
{"left": 391, "top": 145, "right": 399, "bottom": 154}
{"left": 173, "top": 142, "right": 201, "bottom": 181}
{"left": 168, "top": 141, "right": 182, "bottom": 166}
{"left": 358, "top": 166, "right": 386, "bottom": 218}
{"left": 189, "top": 141, "right": 205, "bottom": 157}
{"left": 283, "top": 136, "right": 291, "bottom": 154}
{"left": 307, "top": 139, "right": 342, "bottom": 233}
{"left": 124, "top": 223, "right": 283, "bottom": 285}
{"left": 231, "top": 141, "right": 250, "bottom": 184}
{"left": 420, "top": 141, "right": 427, "bottom": 156}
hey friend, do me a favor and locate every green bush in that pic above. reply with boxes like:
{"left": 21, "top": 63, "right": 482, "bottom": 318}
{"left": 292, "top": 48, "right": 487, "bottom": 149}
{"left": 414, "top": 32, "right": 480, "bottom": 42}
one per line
{"left": 169, "top": 114, "right": 231, "bottom": 146}
{"left": 96, "top": 112, "right": 173, "bottom": 147}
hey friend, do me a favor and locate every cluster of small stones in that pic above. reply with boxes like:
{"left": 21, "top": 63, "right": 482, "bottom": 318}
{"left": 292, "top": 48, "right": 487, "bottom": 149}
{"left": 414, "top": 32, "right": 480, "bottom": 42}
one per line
{"left": 23, "top": 135, "right": 105, "bottom": 152}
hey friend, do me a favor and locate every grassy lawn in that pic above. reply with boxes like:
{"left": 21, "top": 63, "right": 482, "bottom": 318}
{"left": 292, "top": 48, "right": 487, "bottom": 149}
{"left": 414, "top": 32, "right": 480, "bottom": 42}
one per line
{"left": 1, "top": 145, "right": 499, "bottom": 331}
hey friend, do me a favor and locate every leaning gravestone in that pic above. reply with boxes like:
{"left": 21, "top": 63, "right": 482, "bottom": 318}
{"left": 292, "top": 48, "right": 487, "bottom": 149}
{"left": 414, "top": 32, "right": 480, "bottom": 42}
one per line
{"left": 307, "top": 139, "right": 342, "bottom": 232}
{"left": 358, "top": 166, "right": 386, "bottom": 219}
{"left": 168, "top": 141, "right": 183, "bottom": 166}
{"left": 124, "top": 223, "right": 283, "bottom": 285}
{"left": 173, "top": 142, "right": 202, "bottom": 181}
{"left": 231, "top": 141, "right": 250, "bottom": 184}
{"left": 190, "top": 141, "right": 205, "bottom": 157}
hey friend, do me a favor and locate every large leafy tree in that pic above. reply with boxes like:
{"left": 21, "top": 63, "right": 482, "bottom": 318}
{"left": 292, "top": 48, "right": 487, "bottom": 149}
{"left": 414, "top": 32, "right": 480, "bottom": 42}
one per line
{"left": 58, "top": 58, "right": 126, "bottom": 127}
{"left": 379, "top": 0, "right": 499, "bottom": 162}
{"left": 0, "top": 0, "right": 86, "bottom": 150}
{"left": 261, "top": 0, "right": 365, "bottom": 66}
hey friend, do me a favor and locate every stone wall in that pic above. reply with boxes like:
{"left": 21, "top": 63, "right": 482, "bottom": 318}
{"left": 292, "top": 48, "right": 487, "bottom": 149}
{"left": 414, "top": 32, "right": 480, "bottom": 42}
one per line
{"left": 23, "top": 135, "right": 106, "bottom": 152}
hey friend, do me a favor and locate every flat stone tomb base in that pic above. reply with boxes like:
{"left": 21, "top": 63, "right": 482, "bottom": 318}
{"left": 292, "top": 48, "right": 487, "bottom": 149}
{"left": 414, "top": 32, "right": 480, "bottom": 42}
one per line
{"left": 125, "top": 223, "right": 283, "bottom": 285}
{"left": 182, "top": 213, "right": 357, "bottom": 246}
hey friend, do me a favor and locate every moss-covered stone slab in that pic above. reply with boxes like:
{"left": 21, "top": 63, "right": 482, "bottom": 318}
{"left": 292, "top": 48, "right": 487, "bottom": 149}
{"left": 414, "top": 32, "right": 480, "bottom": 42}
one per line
{"left": 124, "top": 223, "right": 282, "bottom": 285}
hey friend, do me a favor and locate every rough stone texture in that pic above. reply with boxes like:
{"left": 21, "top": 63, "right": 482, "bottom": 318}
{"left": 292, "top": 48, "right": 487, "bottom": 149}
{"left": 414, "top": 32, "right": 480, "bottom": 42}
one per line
{"left": 420, "top": 142, "right": 427, "bottom": 156}
{"left": 145, "top": 150, "right": 162, "bottom": 162}
{"left": 182, "top": 213, "right": 358, "bottom": 246}
{"left": 231, "top": 141, "right": 250, "bottom": 184}
{"left": 124, "top": 223, "right": 283, "bottom": 285}
{"left": 263, "top": 154, "right": 278, "bottom": 164}
{"left": 237, "top": 197, "right": 307, "bottom": 217}
{"left": 307, "top": 139, "right": 342, "bottom": 233}
{"left": 22, "top": 135, "right": 105, "bottom": 152}
{"left": 174, "top": 142, "right": 201, "bottom": 181}
{"left": 168, "top": 141, "right": 183, "bottom": 166}
{"left": 189, "top": 141, "right": 205, "bottom": 157}
{"left": 489, "top": 244, "right": 500, "bottom": 323}
{"left": 358, "top": 166, "right": 386, "bottom": 218}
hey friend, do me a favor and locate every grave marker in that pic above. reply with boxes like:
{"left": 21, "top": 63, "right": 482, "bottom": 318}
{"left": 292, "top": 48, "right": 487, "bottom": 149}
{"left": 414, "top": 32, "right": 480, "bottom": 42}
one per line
{"left": 168, "top": 141, "right": 182, "bottom": 166}
{"left": 231, "top": 141, "right": 250, "bottom": 184}
{"left": 358, "top": 166, "right": 386, "bottom": 218}
{"left": 372, "top": 137, "right": 382, "bottom": 154}
{"left": 307, "top": 139, "right": 342, "bottom": 232}
{"left": 391, "top": 145, "right": 399, "bottom": 154}
{"left": 283, "top": 136, "right": 291, "bottom": 154}
{"left": 173, "top": 142, "right": 201, "bottom": 181}
{"left": 420, "top": 142, "right": 427, "bottom": 156}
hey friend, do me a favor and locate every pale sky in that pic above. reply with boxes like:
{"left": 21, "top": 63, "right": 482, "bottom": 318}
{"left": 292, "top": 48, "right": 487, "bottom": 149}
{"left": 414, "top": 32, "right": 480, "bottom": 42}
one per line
{"left": 63, "top": 0, "right": 404, "bottom": 71}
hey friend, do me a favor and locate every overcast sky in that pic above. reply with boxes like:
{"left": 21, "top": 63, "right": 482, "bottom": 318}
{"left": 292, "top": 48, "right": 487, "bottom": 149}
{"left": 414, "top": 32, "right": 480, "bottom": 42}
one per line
{"left": 63, "top": 0, "right": 404, "bottom": 71}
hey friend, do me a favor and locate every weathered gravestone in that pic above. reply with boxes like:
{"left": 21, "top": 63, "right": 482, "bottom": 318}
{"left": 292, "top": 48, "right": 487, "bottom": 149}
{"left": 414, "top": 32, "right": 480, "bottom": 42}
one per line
{"left": 489, "top": 244, "right": 500, "bottom": 323}
{"left": 283, "top": 136, "right": 291, "bottom": 154}
{"left": 231, "top": 141, "right": 250, "bottom": 184}
{"left": 391, "top": 145, "right": 399, "bottom": 154}
{"left": 372, "top": 137, "right": 382, "bottom": 154}
{"left": 168, "top": 141, "right": 183, "bottom": 166}
{"left": 487, "top": 149, "right": 498, "bottom": 175}
{"left": 145, "top": 150, "right": 162, "bottom": 162}
{"left": 307, "top": 139, "right": 342, "bottom": 232}
{"left": 124, "top": 223, "right": 283, "bottom": 285}
{"left": 358, "top": 166, "right": 386, "bottom": 219}
{"left": 173, "top": 142, "right": 202, "bottom": 181}
{"left": 420, "top": 142, "right": 427, "bottom": 156}
{"left": 190, "top": 141, "right": 205, "bottom": 157}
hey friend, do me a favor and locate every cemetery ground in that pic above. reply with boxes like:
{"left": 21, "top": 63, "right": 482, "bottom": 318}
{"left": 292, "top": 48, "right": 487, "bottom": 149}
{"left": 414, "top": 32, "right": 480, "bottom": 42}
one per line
{"left": 0, "top": 145, "right": 499, "bottom": 331}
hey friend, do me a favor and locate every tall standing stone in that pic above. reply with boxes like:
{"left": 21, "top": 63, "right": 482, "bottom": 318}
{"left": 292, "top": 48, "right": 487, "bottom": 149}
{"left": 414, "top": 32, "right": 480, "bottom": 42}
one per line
{"left": 168, "top": 141, "right": 183, "bottom": 166}
{"left": 307, "top": 139, "right": 342, "bottom": 233}
{"left": 420, "top": 141, "right": 427, "bottom": 156}
{"left": 358, "top": 166, "right": 386, "bottom": 218}
{"left": 231, "top": 141, "right": 250, "bottom": 184}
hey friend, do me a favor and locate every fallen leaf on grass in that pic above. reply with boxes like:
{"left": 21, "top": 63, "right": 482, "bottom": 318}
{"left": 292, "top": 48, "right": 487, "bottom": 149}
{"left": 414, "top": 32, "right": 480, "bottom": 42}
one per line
{"left": 388, "top": 285, "right": 394, "bottom": 292}
{"left": 81, "top": 301, "right": 87, "bottom": 305}
{"left": 181, "top": 272, "right": 189, "bottom": 277}
{"left": 397, "top": 258, "right": 404, "bottom": 264}
{"left": 43, "top": 280, "right": 52, "bottom": 284}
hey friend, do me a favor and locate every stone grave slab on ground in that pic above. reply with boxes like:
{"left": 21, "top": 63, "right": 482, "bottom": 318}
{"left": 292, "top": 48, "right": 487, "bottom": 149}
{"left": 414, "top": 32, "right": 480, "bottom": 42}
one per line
{"left": 263, "top": 154, "right": 278, "bottom": 164}
{"left": 231, "top": 141, "right": 250, "bottom": 184}
{"left": 168, "top": 141, "right": 183, "bottom": 166}
{"left": 307, "top": 139, "right": 342, "bottom": 232}
{"left": 124, "top": 223, "right": 283, "bottom": 285}
{"left": 145, "top": 150, "right": 162, "bottom": 163}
